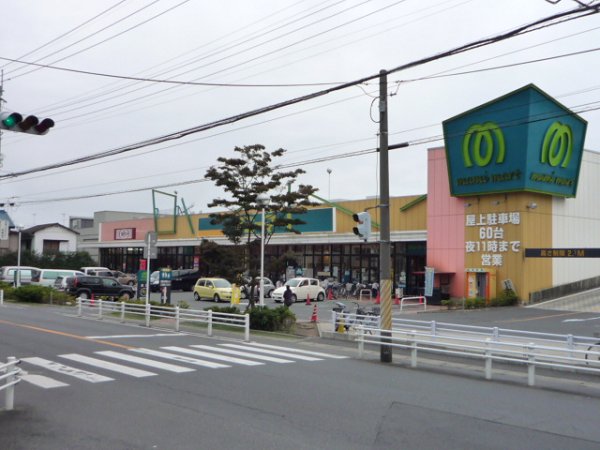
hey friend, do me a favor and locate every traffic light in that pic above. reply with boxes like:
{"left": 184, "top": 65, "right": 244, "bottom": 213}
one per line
{"left": 0, "top": 111, "right": 54, "bottom": 135}
{"left": 352, "top": 211, "right": 371, "bottom": 241}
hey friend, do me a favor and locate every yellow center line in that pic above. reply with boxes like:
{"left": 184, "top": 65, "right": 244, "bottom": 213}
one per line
{"left": 494, "top": 311, "right": 583, "bottom": 324}
{"left": 0, "top": 319, "right": 134, "bottom": 350}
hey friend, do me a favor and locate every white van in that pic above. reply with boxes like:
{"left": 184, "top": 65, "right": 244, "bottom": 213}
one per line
{"left": 0, "top": 266, "right": 40, "bottom": 286}
{"left": 31, "top": 269, "right": 85, "bottom": 287}
{"left": 79, "top": 266, "right": 111, "bottom": 275}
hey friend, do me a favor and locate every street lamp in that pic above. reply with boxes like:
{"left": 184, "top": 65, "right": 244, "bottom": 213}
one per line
{"left": 257, "top": 193, "right": 270, "bottom": 307}
{"left": 327, "top": 168, "right": 332, "bottom": 200}
{"left": 13, "top": 225, "right": 23, "bottom": 288}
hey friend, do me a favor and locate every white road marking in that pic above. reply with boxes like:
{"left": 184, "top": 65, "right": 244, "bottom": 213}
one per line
{"left": 191, "top": 345, "right": 294, "bottom": 364}
{"left": 59, "top": 354, "right": 156, "bottom": 378}
{"left": 562, "top": 316, "right": 600, "bottom": 323}
{"left": 21, "top": 374, "right": 69, "bottom": 389}
{"left": 86, "top": 333, "right": 181, "bottom": 339}
{"left": 221, "top": 344, "right": 323, "bottom": 361}
{"left": 21, "top": 357, "right": 113, "bottom": 383}
{"left": 95, "top": 351, "right": 195, "bottom": 373}
{"left": 246, "top": 342, "right": 348, "bottom": 359}
{"left": 161, "top": 346, "right": 264, "bottom": 366}
{"left": 132, "top": 348, "right": 230, "bottom": 369}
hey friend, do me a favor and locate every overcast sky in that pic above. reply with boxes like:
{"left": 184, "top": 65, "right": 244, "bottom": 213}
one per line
{"left": 0, "top": 0, "right": 598, "bottom": 228}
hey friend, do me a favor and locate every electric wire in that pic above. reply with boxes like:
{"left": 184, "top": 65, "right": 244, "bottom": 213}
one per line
{"left": 0, "top": 3, "right": 595, "bottom": 181}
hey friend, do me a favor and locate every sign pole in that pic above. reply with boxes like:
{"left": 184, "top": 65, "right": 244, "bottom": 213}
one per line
{"left": 145, "top": 233, "right": 151, "bottom": 305}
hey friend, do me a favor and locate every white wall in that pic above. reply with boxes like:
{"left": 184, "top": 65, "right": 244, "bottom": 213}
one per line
{"left": 552, "top": 150, "right": 600, "bottom": 284}
{"left": 31, "top": 226, "right": 78, "bottom": 254}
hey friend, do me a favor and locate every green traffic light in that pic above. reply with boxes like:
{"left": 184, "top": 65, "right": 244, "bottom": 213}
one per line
{"left": 2, "top": 116, "right": 17, "bottom": 127}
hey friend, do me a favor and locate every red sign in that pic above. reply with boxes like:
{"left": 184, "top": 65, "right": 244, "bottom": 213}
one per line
{"left": 139, "top": 259, "right": 147, "bottom": 271}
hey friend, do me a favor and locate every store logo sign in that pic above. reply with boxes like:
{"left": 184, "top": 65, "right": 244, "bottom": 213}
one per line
{"left": 462, "top": 122, "right": 505, "bottom": 167}
{"left": 443, "top": 84, "right": 587, "bottom": 198}
{"left": 540, "top": 121, "right": 572, "bottom": 168}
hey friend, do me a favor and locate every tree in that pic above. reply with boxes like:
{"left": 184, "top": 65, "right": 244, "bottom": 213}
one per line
{"left": 205, "top": 144, "right": 318, "bottom": 304}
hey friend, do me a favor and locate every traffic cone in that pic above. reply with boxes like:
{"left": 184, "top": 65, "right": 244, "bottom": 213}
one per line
{"left": 419, "top": 296, "right": 424, "bottom": 304}
{"left": 305, "top": 294, "right": 311, "bottom": 305}
{"left": 310, "top": 304, "right": 318, "bottom": 322}
{"left": 90, "top": 293, "right": 95, "bottom": 306}
{"left": 375, "top": 292, "right": 380, "bottom": 304}
{"left": 327, "top": 289, "right": 333, "bottom": 300}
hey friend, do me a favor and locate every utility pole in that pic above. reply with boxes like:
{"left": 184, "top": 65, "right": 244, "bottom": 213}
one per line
{"left": 378, "top": 70, "right": 392, "bottom": 363}
{"left": 0, "top": 70, "right": 4, "bottom": 168}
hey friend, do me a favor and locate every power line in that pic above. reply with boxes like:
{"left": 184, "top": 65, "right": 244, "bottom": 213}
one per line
{"left": 0, "top": 3, "right": 596, "bottom": 181}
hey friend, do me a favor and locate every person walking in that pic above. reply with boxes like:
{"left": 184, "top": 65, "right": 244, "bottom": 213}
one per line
{"left": 283, "top": 285, "right": 294, "bottom": 307}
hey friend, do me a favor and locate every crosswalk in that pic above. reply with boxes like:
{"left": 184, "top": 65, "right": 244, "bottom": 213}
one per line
{"left": 19, "top": 342, "right": 347, "bottom": 389}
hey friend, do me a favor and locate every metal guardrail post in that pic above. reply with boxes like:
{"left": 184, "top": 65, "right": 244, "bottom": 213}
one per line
{"left": 244, "top": 313, "right": 250, "bottom": 342}
{"left": 0, "top": 289, "right": 4, "bottom": 306}
{"left": 121, "top": 302, "right": 125, "bottom": 323}
{"left": 431, "top": 320, "right": 437, "bottom": 337}
{"left": 77, "top": 297, "right": 82, "bottom": 316}
{"left": 175, "top": 306, "right": 180, "bottom": 332}
{"left": 527, "top": 343, "right": 536, "bottom": 386}
{"left": 98, "top": 299, "right": 103, "bottom": 320}
{"left": 5, "top": 356, "right": 17, "bottom": 411}
{"left": 207, "top": 310, "right": 213, "bottom": 337}
{"left": 409, "top": 331, "right": 417, "bottom": 368}
{"left": 493, "top": 327, "right": 499, "bottom": 341}
{"left": 145, "top": 303, "right": 151, "bottom": 327}
{"left": 358, "top": 326, "right": 364, "bottom": 358}
{"left": 485, "top": 338, "right": 493, "bottom": 380}
{"left": 567, "top": 334, "right": 574, "bottom": 358}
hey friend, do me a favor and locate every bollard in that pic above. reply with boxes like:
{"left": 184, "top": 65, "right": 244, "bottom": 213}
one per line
{"left": 121, "top": 301, "right": 126, "bottom": 323}
{"left": 358, "top": 326, "right": 364, "bottom": 358}
{"left": 145, "top": 303, "right": 151, "bottom": 327}
{"left": 175, "top": 306, "right": 180, "bottom": 332}
{"left": 207, "top": 310, "right": 213, "bottom": 337}
{"left": 98, "top": 299, "right": 103, "bottom": 319}
{"left": 1, "top": 289, "right": 4, "bottom": 306}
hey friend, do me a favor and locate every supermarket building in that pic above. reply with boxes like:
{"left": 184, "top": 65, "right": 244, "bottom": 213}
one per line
{"left": 86, "top": 85, "right": 600, "bottom": 303}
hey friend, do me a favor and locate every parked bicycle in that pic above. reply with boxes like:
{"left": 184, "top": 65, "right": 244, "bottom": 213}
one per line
{"left": 332, "top": 301, "right": 380, "bottom": 333}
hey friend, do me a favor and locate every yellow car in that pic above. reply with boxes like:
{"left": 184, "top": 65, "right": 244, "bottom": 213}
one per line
{"left": 193, "top": 278, "right": 232, "bottom": 302}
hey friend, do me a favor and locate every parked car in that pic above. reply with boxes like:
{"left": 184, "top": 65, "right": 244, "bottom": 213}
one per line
{"left": 241, "top": 276, "right": 275, "bottom": 299}
{"left": 92, "top": 269, "right": 136, "bottom": 286}
{"left": 272, "top": 277, "right": 325, "bottom": 303}
{"left": 79, "top": 266, "right": 111, "bottom": 275}
{"left": 0, "top": 266, "right": 40, "bottom": 286}
{"left": 31, "top": 269, "right": 85, "bottom": 287}
{"left": 62, "top": 275, "right": 135, "bottom": 300}
{"left": 193, "top": 278, "right": 232, "bottom": 302}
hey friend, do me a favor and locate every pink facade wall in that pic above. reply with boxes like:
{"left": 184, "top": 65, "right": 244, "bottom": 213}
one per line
{"left": 427, "top": 148, "right": 465, "bottom": 298}
{"left": 100, "top": 218, "right": 154, "bottom": 242}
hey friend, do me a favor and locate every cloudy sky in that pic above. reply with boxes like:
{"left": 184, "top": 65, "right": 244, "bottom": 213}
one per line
{"left": 0, "top": 0, "right": 599, "bottom": 227}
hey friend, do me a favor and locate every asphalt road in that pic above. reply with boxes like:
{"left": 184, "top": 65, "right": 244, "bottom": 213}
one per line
{"left": 2, "top": 302, "right": 600, "bottom": 449}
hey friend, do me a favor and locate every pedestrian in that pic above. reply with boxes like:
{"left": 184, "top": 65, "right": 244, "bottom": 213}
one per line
{"left": 371, "top": 281, "right": 379, "bottom": 298}
{"left": 283, "top": 285, "right": 293, "bottom": 307}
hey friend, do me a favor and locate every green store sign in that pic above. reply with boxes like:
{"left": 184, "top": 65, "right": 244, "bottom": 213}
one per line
{"left": 443, "top": 84, "right": 587, "bottom": 197}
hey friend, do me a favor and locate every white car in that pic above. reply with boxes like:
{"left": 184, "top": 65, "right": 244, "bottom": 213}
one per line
{"left": 272, "top": 277, "right": 325, "bottom": 303}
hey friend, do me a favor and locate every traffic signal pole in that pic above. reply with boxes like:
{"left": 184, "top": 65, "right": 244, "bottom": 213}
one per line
{"left": 378, "top": 70, "right": 393, "bottom": 363}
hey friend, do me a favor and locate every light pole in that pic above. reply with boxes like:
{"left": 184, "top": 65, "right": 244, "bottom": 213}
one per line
{"left": 257, "top": 193, "right": 270, "bottom": 307}
{"left": 14, "top": 225, "right": 23, "bottom": 288}
{"left": 327, "top": 168, "right": 332, "bottom": 200}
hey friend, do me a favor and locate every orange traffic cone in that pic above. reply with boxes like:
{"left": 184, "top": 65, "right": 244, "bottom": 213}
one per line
{"left": 305, "top": 294, "right": 311, "bottom": 305}
{"left": 90, "top": 293, "right": 95, "bottom": 306}
{"left": 375, "top": 292, "right": 380, "bottom": 304}
{"left": 327, "top": 289, "right": 333, "bottom": 300}
{"left": 311, "top": 304, "right": 318, "bottom": 322}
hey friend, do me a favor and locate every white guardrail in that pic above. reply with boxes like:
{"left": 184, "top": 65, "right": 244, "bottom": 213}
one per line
{"left": 354, "top": 321, "right": 600, "bottom": 386}
{"left": 76, "top": 298, "right": 250, "bottom": 342}
{"left": 0, "top": 357, "right": 22, "bottom": 411}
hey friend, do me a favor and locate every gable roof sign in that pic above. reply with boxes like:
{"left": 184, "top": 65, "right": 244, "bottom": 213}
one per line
{"left": 442, "top": 84, "right": 587, "bottom": 198}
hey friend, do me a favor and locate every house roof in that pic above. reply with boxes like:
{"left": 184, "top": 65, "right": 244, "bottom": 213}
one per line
{"left": 0, "top": 210, "right": 15, "bottom": 228}
{"left": 22, "top": 223, "right": 79, "bottom": 235}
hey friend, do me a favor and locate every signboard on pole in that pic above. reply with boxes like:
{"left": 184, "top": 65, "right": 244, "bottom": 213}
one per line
{"left": 0, "top": 220, "right": 8, "bottom": 241}
{"left": 143, "top": 231, "right": 158, "bottom": 259}
{"left": 424, "top": 266, "right": 435, "bottom": 297}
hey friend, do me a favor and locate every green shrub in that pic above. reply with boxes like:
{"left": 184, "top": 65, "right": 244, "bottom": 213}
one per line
{"left": 12, "top": 285, "right": 49, "bottom": 303}
{"left": 464, "top": 297, "right": 486, "bottom": 309}
{"left": 246, "top": 306, "right": 296, "bottom": 332}
{"left": 204, "top": 305, "right": 242, "bottom": 315}
{"left": 489, "top": 289, "right": 519, "bottom": 307}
